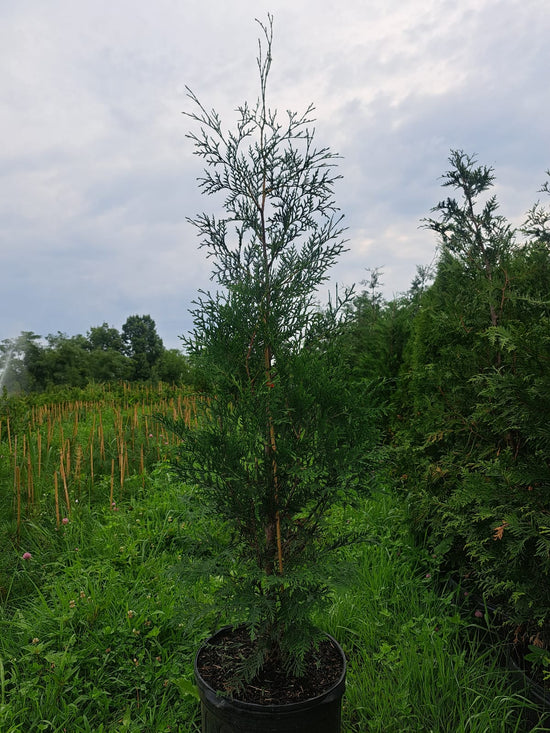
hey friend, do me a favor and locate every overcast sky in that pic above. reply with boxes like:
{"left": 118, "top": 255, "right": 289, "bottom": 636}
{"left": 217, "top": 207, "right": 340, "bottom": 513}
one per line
{"left": 2, "top": 0, "right": 549, "bottom": 350}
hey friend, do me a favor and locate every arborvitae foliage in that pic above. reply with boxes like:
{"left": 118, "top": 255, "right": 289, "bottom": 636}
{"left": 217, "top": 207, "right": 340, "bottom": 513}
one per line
{"left": 163, "top": 16, "right": 379, "bottom": 684}
{"left": 346, "top": 266, "right": 432, "bottom": 388}
{"left": 523, "top": 172, "right": 550, "bottom": 245}
{"left": 397, "top": 153, "right": 550, "bottom": 637}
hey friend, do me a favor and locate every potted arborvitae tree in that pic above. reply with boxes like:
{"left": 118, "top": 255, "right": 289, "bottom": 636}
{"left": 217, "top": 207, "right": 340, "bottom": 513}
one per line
{"left": 166, "top": 15, "right": 377, "bottom": 731}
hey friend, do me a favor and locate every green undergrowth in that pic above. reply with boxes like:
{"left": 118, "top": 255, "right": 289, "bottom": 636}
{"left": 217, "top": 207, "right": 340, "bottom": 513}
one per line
{"left": 324, "top": 488, "right": 549, "bottom": 732}
{"left": 0, "top": 464, "right": 547, "bottom": 732}
{"left": 0, "top": 464, "right": 207, "bottom": 732}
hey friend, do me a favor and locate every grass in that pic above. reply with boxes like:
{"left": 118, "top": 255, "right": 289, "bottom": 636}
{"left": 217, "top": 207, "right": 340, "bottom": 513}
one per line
{"left": 0, "top": 463, "right": 205, "bottom": 732}
{"left": 1, "top": 464, "right": 548, "bottom": 731}
{"left": 0, "top": 386, "right": 548, "bottom": 731}
{"left": 0, "top": 382, "right": 197, "bottom": 544}
{"left": 324, "top": 491, "right": 549, "bottom": 732}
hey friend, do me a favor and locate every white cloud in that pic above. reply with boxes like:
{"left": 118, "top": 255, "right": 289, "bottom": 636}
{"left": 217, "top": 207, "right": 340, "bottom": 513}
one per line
{"left": 1, "top": 0, "right": 549, "bottom": 349}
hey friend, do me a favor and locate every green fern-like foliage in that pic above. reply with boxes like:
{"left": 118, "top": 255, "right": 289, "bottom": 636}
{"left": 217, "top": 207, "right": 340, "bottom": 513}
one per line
{"left": 163, "top": 16, "right": 379, "bottom": 682}
{"left": 397, "top": 153, "right": 550, "bottom": 637}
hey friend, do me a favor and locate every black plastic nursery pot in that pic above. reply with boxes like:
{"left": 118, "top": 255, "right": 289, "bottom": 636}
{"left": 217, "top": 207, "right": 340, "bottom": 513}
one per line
{"left": 508, "top": 648, "right": 550, "bottom": 710}
{"left": 194, "top": 627, "right": 346, "bottom": 733}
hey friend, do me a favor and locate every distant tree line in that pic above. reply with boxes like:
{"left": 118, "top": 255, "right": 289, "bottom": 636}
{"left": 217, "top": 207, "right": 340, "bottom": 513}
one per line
{"left": 0, "top": 315, "right": 191, "bottom": 393}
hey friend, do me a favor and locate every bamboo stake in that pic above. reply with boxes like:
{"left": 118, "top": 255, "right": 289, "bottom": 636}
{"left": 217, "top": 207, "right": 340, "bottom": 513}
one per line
{"left": 90, "top": 440, "right": 94, "bottom": 487}
{"left": 64, "top": 438, "right": 71, "bottom": 477}
{"left": 119, "top": 442, "right": 125, "bottom": 491}
{"left": 74, "top": 443, "right": 82, "bottom": 497}
{"left": 110, "top": 459, "right": 115, "bottom": 507}
{"left": 15, "top": 465, "right": 21, "bottom": 543}
{"left": 99, "top": 413, "right": 105, "bottom": 460}
{"left": 27, "top": 450, "right": 33, "bottom": 509}
{"left": 11, "top": 431, "right": 20, "bottom": 538}
{"left": 47, "top": 415, "right": 53, "bottom": 451}
{"left": 89, "top": 413, "right": 96, "bottom": 485}
{"left": 59, "top": 450, "right": 71, "bottom": 516}
{"left": 54, "top": 472, "right": 60, "bottom": 529}
{"left": 265, "top": 346, "right": 284, "bottom": 577}
{"left": 37, "top": 431, "right": 42, "bottom": 479}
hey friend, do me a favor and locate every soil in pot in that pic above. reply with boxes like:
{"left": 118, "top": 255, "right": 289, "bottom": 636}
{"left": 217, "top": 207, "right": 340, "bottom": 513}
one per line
{"left": 196, "top": 626, "right": 344, "bottom": 705}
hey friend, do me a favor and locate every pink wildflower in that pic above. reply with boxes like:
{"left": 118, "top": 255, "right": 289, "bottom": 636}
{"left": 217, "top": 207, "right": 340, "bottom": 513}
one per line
{"left": 22, "top": 552, "right": 32, "bottom": 561}
{"left": 62, "top": 517, "right": 69, "bottom": 525}
{"left": 474, "top": 610, "right": 483, "bottom": 618}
